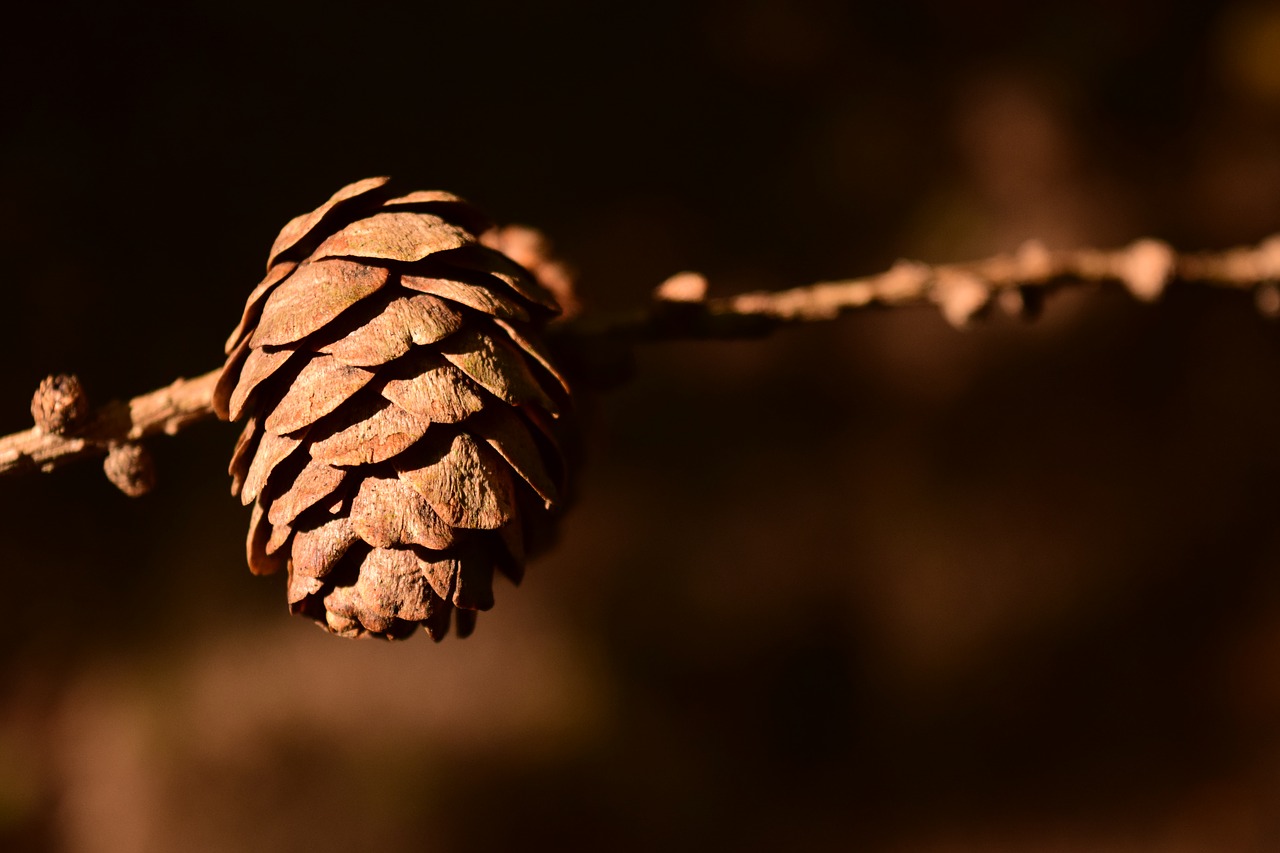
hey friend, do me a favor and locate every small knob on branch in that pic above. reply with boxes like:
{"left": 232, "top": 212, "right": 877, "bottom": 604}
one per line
{"left": 104, "top": 443, "right": 156, "bottom": 497}
{"left": 31, "top": 374, "right": 89, "bottom": 435}
{"left": 655, "top": 272, "right": 709, "bottom": 303}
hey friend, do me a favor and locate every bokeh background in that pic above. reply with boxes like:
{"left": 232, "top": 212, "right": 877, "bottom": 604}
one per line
{"left": 5, "top": 1, "right": 1280, "bottom": 850}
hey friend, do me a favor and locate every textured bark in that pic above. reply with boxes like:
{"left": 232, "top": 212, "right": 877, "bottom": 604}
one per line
{"left": 570, "top": 235, "right": 1280, "bottom": 345}
{"left": 0, "top": 370, "right": 222, "bottom": 482}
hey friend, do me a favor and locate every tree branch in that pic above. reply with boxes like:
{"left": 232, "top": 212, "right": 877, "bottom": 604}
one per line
{"left": 2, "top": 234, "right": 1278, "bottom": 489}
{"left": 0, "top": 370, "right": 221, "bottom": 483}
{"left": 571, "top": 235, "right": 1280, "bottom": 342}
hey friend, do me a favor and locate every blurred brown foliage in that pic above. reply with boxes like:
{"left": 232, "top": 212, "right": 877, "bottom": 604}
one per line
{"left": 4, "top": 1, "right": 1280, "bottom": 851}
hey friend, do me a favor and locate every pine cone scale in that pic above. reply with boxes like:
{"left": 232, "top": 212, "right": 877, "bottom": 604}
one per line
{"left": 379, "top": 357, "right": 488, "bottom": 423}
{"left": 241, "top": 429, "right": 306, "bottom": 506}
{"left": 317, "top": 294, "right": 463, "bottom": 366}
{"left": 307, "top": 398, "right": 433, "bottom": 466}
{"left": 442, "top": 246, "right": 561, "bottom": 310}
{"left": 263, "top": 356, "right": 376, "bottom": 435}
{"left": 350, "top": 476, "right": 453, "bottom": 550}
{"left": 400, "top": 274, "right": 532, "bottom": 322}
{"left": 415, "top": 553, "right": 458, "bottom": 603}
{"left": 228, "top": 416, "right": 258, "bottom": 489}
{"left": 227, "top": 346, "right": 293, "bottom": 421}
{"left": 247, "top": 502, "right": 286, "bottom": 576}
{"left": 471, "top": 407, "right": 560, "bottom": 507}
{"left": 290, "top": 516, "right": 358, "bottom": 580}
{"left": 266, "top": 176, "right": 392, "bottom": 269}
{"left": 438, "top": 329, "right": 559, "bottom": 414}
{"left": 454, "top": 556, "right": 496, "bottom": 611}
{"left": 493, "top": 318, "right": 571, "bottom": 394}
{"left": 393, "top": 432, "right": 517, "bottom": 530}
{"left": 266, "top": 456, "right": 346, "bottom": 531}
{"left": 225, "top": 260, "right": 299, "bottom": 355}
{"left": 311, "top": 212, "right": 474, "bottom": 264}
{"left": 357, "top": 548, "right": 433, "bottom": 622}
{"left": 251, "top": 259, "right": 392, "bottom": 348}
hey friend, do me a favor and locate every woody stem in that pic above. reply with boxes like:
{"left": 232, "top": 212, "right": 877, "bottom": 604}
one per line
{"left": 1, "top": 234, "right": 1277, "bottom": 487}
{"left": 0, "top": 370, "right": 222, "bottom": 480}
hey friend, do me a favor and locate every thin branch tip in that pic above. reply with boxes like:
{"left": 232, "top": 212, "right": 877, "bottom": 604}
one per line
{"left": 577, "top": 233, "right": 1280, "bottom": 342}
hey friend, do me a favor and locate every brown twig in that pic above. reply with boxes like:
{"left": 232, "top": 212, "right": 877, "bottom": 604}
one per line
{"left": 0, "top": 370, "right": 221, "bottom": 484}
{"left": 572, "top": 234, "right": 1280, "bottom": 342}
{"left": 2, "top": 235, "right": 1279, "bottom": 488}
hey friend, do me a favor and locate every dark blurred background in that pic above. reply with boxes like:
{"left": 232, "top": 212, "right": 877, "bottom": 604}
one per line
{"left": 4, "top": 1, "right": 1280, "bottom": 850}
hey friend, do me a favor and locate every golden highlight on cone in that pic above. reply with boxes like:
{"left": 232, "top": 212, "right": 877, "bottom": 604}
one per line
{"left": 214, "top": 177, "right": 571, "bottom": 640}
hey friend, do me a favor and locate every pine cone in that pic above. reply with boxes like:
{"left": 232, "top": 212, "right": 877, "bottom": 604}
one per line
{"left": 213, "top": 177, "right": 570, "bottom": 640}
